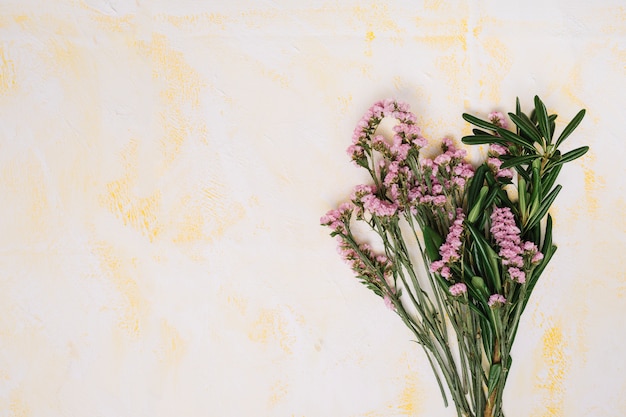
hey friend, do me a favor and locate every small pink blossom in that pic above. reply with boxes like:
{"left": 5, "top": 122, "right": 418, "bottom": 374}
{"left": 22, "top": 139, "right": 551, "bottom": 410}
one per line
{"left": 488, "top": 111, "right": 508, "bottom": 129}
{"left": 488, "top": 143, "right": 508, "bottom": 156}
{"left": 449, "top": 283, "right": 467, "bottom": 296}
{"left": 508, "top": 267, "right": 526, "bottom": 284}
{"left": 383, "top": 294, "right": 395, "bottom": 311}
{"left": 488, "top": 294, "right": 506, "bottom": 307}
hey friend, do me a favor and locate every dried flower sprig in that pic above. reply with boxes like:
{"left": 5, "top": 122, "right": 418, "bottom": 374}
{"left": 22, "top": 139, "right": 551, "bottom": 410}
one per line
{"left": 321, "top": 97, "right": 587, "bottom": 417}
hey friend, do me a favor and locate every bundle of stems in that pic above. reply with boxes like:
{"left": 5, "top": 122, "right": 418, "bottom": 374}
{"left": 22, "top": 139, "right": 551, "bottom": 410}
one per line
{"left": 321, "top": 97, "right": 587, "bottom": 417}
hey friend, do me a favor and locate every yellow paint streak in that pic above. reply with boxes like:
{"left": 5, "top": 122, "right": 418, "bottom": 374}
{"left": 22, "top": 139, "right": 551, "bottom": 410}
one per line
{"left": 535, "top": 325, "right": 570, "bottom": 417}
{"left": 248, "top": 308, "right": 295, "bottom": 354}
{"left": 5, "top": 153, "right": 50, "bottom": 234}
{"left": 612, "top": 45, "right": 626, "bottom": 74}
{"left": 133, "top": 34, "right": 205, "bottom": 167}
{"left": 94, "top": 242, "right": 144, "bottom": 338}
{"left": 10, "top": 13, "right": 76, "bottom": 35}
{"left": 397, "top": 370, "right": 419, "bottom": 415}
{"left": 92, "top": 14, "right": 135, "bottom": 33}
{"left": 173, "top": 199, "right": 204, "bottom": 243}
{"left": 480, "top": 37, "right": 511, "bottom": 102}
{"left": 202, "top": 186, "right": 246, "bottom": 241}
{"left": 268, "top": 380, "right": 289, "bottom": 407}
{"left": 159, "top": 320, "right": 186, "bottom": 366}
{"left": 601, "top": 6, "right": 626, "bottom": 35}
{"left": 227, "top": 294, "right": 248, "bottom": 315}
{"left": 336, "top": 95, "right": 353, "bottom": 114}
{"left": 414, "top": 18, "right": 467, "bottom": 51}
{"left": 424, "top": 0, "right": 444, "bottom": 10}
{"left": 13, "top": 14, "right": 30, "bottom": 25}
{"left": 0, "top": 46, "right": 17, "bottom": 94}
{"left": 102, "top": 140, "right": 162, "bottom": 241}
{"left": 560, "top": 65, "right": 586, "bottom": 108}
{"left": 580, "top": 153, "right": 604, "bottom": 216}
{"left": 354, "top": 2, "right": 404, "bottom": 54}
{"left": 49, "top": 39, "right": 82, "bottom": 76}
{"left": 9, "top": 392, "right": 30, "bottom": 417}
{"left": 354, "top": 3, "right": 403, "bottom": 33}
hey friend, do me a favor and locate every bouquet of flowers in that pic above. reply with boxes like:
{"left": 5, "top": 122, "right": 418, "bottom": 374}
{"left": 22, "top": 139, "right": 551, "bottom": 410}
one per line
{"left": 321, "top": 97, "right": 587, "bottom": 417}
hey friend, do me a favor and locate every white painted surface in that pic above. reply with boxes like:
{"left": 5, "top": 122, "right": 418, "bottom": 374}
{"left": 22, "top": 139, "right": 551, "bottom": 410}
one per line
{"left": 0, "top": 1, "right": 624, "bottom": 416}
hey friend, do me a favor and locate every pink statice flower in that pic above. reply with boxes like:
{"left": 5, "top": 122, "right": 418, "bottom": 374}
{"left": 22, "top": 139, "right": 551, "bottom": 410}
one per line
{"left": 507, "top": 267, "right": 525, "bottom": 284}
{"left": 362, "top": 194, "right": 398, "bottom": 217}
{"left": 429, "top": 209, "right": 465, "bottom": 281}
{"left": 488, "top": 111, "right": 508, "bottom": 129}
{"left": 522, "top": 241, "right": 544, "bottom": 265}
{"left": 383, "top": 294, "right": 395, "bottom": 311}
{"left": 490, "top": 207, "right": 544, "bottom": 283}
{"left": 350, "top": 99, "right": 419, "bottom": 153}
{"left": 488, "top": 294, "right": 506, "bottom": 307}
{"left": 320, "top": 202, "right": 354, "bottom": 234}
{"left": 490, "top": 207, "right": 524, "bottom": 268}
{"left": 449, "top": 282, "right": 467, "bottom": 296}
{"left": 487, "top": 144, "right": 514, "bottom": 179}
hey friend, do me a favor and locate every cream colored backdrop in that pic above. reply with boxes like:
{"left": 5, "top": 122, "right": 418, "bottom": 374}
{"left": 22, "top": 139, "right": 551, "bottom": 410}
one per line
{"left": 0, "top": 1, "right": 624, "bottom": 416}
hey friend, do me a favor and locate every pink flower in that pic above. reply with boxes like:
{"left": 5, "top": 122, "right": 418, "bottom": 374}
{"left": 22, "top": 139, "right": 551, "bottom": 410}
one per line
{"left": 508, "top": 267, "right": 526, "bottom": 284}
{"left": 531, "top": 252, "right": 544, "bottom": 264}
{"left": 321, "top": 203, "right": 354, "bottom": 234}
{"left": 488, "top": 294, "right": 506, "bottom": 307}
{"left": 429, "top": 209, "right": 465, "bottom": 281}
{"left": 449, "top": 283, "right": 467, "bottom": 296}
{"left": 488, "top": 112, "right": 508, "bottom": 129}
{"left": 383, "top": 294, "right": 395, "bottom": 311}
{"left": 488, "top": 143, "right": 508, "bottom": 156}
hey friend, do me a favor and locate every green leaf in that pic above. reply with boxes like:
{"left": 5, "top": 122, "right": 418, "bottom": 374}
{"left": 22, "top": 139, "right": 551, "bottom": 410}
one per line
{"left": 473, "top": 128, "right": 491, "bottom": 136}
{"left": 467, "top": 165, "right": 488, "bottom": 208}
{"left": 471, "top": 276, "right": 491, "bottom": 299}
{"left": 467, "top": 300, "right": 490, "bottom": 321}
{"left": 496, "top": 128, "right": 538, "bottom": 152}
{"left": 488, "top": 364, "right": 502, "bottom": 394}
{"left": 534, "top": 96, "right": 551, "bottom": 144}
{"left": 481, "top": 317, "right": 494, "bottom": 361}
{"left": 468, "top": 224, "right": 502, "bottom": 292}
{"left": 462, "top": 135, "right": 502, "bottom": 146}
{"left": 518, "top": 176, "right": 527, "bottom": 222}
{"left": 549, "top": 146, "right": 589, "bottom": 168}
{"left": 463, "top": 113, "right": 498, "bottom": 131}
{"left": 555, "top": 109, "right": 586, "bottom": 149}
{"left": 540, "top": 164, "right": 562, "bottom": 197}
{"left": 527, "top": 159, "right": 542, "bottom": 224}
{"left": 468, "top": 185, "right": 489, "bottom": 223}
{"left": 541, "top": 214, "right": 553, "bottom": 253}
{"left": 500, "top": 154, "right": 540, "bottom": 169}
{"left": 526, "top": 185, "right": 562, "bottom": 230}
{"left": 507, "top": 112, "right": 543, "bottom": 144}
{"left": 423, "top": 225, "right": 443, "bottom": 262}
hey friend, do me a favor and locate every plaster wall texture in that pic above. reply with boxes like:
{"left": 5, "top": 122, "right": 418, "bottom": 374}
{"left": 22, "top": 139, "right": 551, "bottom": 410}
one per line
{"left": 0, "top": 1, "right": 624, "bottom": 416}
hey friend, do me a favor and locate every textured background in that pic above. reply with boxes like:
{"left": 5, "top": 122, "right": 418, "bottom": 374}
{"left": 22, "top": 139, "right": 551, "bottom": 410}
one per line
{"left": 0, "top": 1, "right": 624, "bottom": 416}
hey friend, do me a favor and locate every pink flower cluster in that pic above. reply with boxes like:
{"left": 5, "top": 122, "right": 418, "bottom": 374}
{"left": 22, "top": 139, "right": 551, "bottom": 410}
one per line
{"left": 490, "top": 207, "right": 543, "bottom": 284}
{"left": 351, "top": 184, "right": 399, "bottom": 218}
{"left": 320, "top": 202, "right": 354, "bottom": 234}
{"left": 408, "top": 140, "right": 474, "bottom": 209}
{"left": 348, "top": 99, "right": 423, "bottom": 165}
{"left": 488, "top": 111, "right": 508, "bottom": 129}
{"left": 488, "top": 294, "right": 506, "bottom": 307}
{"left": 429, "top": 208, "right": 466, "bottom": 280}
{"left": 449, "top": 282, "right": 467, "bottom": 297}
{"left": 335, "top": 238, "right": 396, "bottom": 307}
{"left": 487, "top": 143, "right": 514, "bottom": 179}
